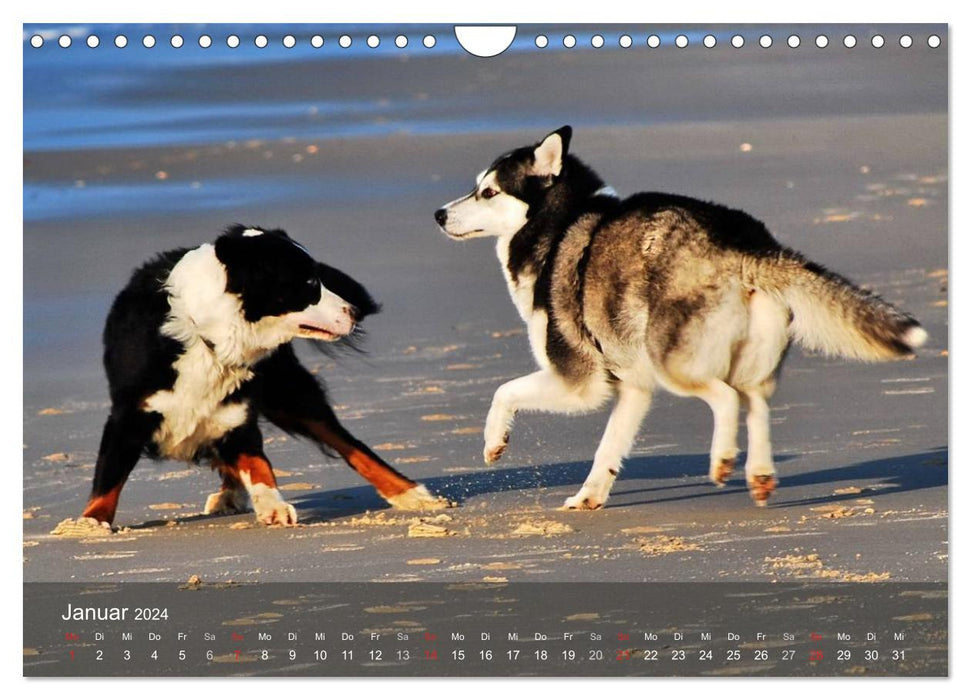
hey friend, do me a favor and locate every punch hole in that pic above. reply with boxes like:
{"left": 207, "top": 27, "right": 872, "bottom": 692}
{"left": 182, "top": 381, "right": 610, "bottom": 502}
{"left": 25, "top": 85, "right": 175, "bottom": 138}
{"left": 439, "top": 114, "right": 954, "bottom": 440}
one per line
{"left": 453, "top": 26, "right": 515, "bottom": 56}
{"left": 227, "top": 35, "right": 240, "bottom": 48}
{"left": 563, "top": 35, "right": 576, "bottom": 48}
{"left": 255, "top": 35, "right": 268, "bottom": 48}
{"left": 367, "top": 35, "right": 380, "bottom": 48}
{"left": 844, "top": 35, "right": 857, "bottom": 48}
{"left": 58, "top": 35, "right": 71, "bottom": 48}
{"left": 591, "top": 35, "right": 604, "bottom": 48}
{"left": 787, "top": 35, "right": 800, "bottom": 48}
{"left": 703, "top": 35, "right": 716, "bottom": 48}
{"left": 86, "top": 35, "right": 100, "bottom": 49}
{"left": 815, "top": 35, "right": 828, "bottom": 48}
{"left": 759, "top": 34, "right": 772, "bottom": 48}
{"left": 395, "top": 35, "right": 407, "bottom": 48}
{"left": 171, "top": 35, "right": 184, "bottom": 48}
{"left": 423, "top": 35, "right": 436, "bottom": 48}
{"left": 311, "top": 35, "right": 324, "bottom": 48}
{"left": 198, "top": 35, "right": 211, "bottom": 48}
{"left": 535, "top": 35, "right": 548, "bottom": 48}
{"left": 143, "top": 35, "right": 155, "bottom": 48}
{"left": 871, "top": 35, "right": 885, "bottom": 48}
{"left": 30, "top": 35, "right": 43, "bottom": 48}
{"left": 899, "top": 35, "right": 912, "bottom": 48}
{"left": 619, "top": 35, "right": 632, "bottom": 48}
{"left": 115, "top": 35, "right": 128, "bottom": 48}
{"left": 928, "top": 35, "right": 941, "bottom": 48}
{"left": 731, "top": 35, "right": 744, "bottom": 48}
{"left": 675, "top": 34, "right": 688, "bottom": 48}
{"left": 283, "top": 35, "right": 296, "bottom": 48}
{"left": 647, "top": 35, "right": 660, "bottom": 48}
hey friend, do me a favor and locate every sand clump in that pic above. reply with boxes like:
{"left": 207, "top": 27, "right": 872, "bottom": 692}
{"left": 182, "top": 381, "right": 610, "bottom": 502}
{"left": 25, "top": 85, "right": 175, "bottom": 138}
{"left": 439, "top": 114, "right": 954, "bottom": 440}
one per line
{"left": 407, "top": 514, "right": 456, "bottom": 538}
{"left": 637, "top": 535, "right": 702, "bottom": 556}
{"left": 50, "top": 517, "right": 112, "bottom": 538}
{"left": 765, "top": 552, "right": 889, "bottom": 582}
{"left": 511, "top": 520, "right": 574, "bottom": 537}
{"left": 809, "top": 504, "right": 876, "bottom": 519}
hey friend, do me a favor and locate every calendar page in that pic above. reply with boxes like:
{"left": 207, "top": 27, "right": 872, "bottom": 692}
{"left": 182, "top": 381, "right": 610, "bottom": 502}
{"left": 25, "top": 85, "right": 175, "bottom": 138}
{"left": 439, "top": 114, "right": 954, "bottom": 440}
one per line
{"left": 22, "top": 23, "right": 948, "bottom": 677}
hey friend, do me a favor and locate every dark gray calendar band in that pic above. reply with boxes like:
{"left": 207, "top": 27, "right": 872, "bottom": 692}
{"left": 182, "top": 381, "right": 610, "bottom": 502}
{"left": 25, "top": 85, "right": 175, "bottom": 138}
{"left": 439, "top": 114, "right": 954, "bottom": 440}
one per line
{"left": 24, "top": 582, "right": 946, "bottom": 677}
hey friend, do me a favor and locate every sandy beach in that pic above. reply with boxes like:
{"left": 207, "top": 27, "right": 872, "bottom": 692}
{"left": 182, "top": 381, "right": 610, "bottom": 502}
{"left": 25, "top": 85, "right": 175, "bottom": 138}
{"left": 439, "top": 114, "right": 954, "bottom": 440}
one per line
{"left": 23, "top": 25, "right": 947, "bottom": 584}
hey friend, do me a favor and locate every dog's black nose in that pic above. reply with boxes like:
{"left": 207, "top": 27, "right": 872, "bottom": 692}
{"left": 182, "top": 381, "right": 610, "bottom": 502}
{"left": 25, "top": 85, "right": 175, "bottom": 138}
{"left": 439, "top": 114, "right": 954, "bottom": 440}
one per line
{"left": 434, "top": 208, "right": 448, "bottom": 226}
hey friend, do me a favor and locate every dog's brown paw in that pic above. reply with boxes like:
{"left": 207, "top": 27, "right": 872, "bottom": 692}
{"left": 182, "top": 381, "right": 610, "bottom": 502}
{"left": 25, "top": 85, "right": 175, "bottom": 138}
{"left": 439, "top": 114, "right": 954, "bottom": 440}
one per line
{"left": 748, "top": 474, "right": 777, "bottom": 507}
{"left": 483, "top": 433, "right": 509, "bottom": 465}
{"left": 710, "top": 457, "right": 736, "bottom": 488}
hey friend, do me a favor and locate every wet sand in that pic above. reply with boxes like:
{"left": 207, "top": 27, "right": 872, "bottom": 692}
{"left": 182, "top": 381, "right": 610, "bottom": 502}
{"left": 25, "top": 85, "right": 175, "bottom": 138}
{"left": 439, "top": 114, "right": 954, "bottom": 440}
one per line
{"left": 23, "top": 38, "right": 947, "bottom": 584}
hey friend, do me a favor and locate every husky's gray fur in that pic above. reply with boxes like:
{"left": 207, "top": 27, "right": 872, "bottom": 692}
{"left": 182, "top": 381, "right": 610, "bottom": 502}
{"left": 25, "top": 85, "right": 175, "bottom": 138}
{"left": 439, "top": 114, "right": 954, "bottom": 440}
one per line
{"left": 435, "top": 126, "right": 927, "bottom": 509}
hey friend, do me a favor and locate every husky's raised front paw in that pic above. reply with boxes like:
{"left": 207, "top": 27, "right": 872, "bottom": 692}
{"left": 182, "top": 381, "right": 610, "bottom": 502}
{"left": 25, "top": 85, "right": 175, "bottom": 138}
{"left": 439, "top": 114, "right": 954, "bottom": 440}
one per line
{"left": 204, "top": 488, "right": 250, "bottom": 515}
{"left": 385, "top": 483, "right": 457, "bottom": 510}
{"left": 483, "top": 432, "right": 509, "bottom": 465}
{"left": 709, "top": 457, "right": 736, "bottom": 488}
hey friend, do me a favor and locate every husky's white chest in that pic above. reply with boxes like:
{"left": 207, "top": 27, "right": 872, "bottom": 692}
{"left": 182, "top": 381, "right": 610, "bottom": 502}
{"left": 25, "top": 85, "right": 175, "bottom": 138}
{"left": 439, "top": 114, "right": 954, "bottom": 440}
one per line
{"left": 142, "top": 342, "right": 253, "bottom": 461}
{"left": 496, "top": 237, "right": 550, "bottom": 369}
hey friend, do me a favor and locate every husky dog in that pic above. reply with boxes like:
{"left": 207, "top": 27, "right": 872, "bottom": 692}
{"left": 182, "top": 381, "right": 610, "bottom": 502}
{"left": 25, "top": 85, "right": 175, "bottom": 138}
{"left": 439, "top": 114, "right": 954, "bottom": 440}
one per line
{"left": 435, "top": 126, "right": 927, "bottom": 509}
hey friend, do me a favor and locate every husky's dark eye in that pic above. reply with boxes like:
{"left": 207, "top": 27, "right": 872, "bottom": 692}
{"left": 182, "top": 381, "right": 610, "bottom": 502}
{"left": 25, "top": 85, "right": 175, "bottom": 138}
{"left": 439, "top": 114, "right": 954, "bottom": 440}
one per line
{"left": 481, "top": 187, "right": 498, "bottom": 200}
{"left": 306, "top": 278, "right": 318, "bottom": 287}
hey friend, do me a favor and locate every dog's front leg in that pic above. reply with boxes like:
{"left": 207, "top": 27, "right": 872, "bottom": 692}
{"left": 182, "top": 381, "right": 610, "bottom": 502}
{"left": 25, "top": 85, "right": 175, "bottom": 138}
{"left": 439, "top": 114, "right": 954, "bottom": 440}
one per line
{"left": 563, "top": 384, "right": 653, "bottom": 510}
{"left": 216, "top": 434, "right": 297, "bottom": 526}
{"left": 484, "top": 370, "right": 610, "bottom": 464}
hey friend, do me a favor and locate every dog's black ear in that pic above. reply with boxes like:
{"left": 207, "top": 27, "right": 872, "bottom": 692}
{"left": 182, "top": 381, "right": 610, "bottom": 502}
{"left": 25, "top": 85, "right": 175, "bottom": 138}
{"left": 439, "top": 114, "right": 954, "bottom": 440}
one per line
{"left": 553, "top": 125, "right": 572, "bottom": 154}
{"left": 316, "top": 262, "right": 381, "bottom": 321}
{"left": 214, "top": 231, "right": 248, "bottom": 271}
{"left": 533, "top": 126, "right": 572, "bottom": 177}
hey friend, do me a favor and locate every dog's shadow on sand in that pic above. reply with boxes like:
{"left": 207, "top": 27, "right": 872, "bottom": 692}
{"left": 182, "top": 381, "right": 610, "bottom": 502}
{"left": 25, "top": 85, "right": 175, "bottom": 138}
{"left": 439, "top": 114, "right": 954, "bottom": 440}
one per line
{"left": 290, "top": 446, "right": 947, "bottom": 523}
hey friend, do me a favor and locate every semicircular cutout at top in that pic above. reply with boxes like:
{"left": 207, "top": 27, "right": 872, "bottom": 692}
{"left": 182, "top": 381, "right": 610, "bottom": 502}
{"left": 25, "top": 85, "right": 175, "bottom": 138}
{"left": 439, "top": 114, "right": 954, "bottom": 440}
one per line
{"left": 454, "top": 26, "right": 517, "bottom": 57}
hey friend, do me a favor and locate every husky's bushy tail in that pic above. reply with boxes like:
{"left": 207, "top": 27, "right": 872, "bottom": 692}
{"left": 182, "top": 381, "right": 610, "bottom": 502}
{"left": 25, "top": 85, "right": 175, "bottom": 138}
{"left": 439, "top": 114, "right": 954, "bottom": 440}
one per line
{"left": 764, "top": 253, "right": 927, "bottom": 361}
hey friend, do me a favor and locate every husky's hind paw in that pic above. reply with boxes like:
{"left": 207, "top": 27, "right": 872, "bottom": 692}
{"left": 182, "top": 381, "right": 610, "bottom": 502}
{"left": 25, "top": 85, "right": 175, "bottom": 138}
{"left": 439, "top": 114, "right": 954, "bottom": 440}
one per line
{"left": 385, "top": 483, "right": 457, "bottom": 510}
{"left": 747, "top": 474, "right": 777, "bottom": 507}
{"left": 709, "top": 457, "right": 736, "bottom": 488}
{"left": 483, "top": 432, "right": 509, "bottom": 465}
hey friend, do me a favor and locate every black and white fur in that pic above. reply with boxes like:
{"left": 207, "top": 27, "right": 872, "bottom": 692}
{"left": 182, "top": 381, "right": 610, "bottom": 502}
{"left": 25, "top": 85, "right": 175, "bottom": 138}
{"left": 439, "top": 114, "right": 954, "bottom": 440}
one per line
{"left": 435, "top": 127, "right": 927, "bottom": 509}
{"left": 81, "top": 225, "right": 447, "bottom": 528}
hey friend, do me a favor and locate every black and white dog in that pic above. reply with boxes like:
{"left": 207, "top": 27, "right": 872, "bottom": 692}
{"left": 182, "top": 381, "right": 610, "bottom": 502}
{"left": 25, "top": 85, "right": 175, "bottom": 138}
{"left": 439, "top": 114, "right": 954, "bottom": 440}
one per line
{"left": 81, "top": 225, "right": 448, "bottom": 528}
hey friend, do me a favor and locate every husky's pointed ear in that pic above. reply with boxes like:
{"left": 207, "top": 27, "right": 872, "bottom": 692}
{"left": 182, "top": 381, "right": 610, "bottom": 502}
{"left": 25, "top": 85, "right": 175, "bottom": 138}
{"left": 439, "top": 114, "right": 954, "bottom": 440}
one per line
{"left": 532, "top": 126, "right": 572, "bottom": 177}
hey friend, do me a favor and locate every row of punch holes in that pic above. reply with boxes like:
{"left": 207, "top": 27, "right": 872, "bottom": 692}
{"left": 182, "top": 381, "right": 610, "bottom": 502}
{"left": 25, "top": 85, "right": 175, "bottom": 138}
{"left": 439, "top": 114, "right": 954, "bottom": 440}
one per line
{"left": 28, "top": 31, "right": 942, "bottom": 51}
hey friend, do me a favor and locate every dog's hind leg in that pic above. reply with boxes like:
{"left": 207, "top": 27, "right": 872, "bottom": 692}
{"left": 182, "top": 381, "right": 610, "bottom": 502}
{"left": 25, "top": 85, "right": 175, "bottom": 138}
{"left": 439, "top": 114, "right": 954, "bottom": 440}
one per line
{"left": 693, "top": 379, "right": 741, "bottom": 488}
{"left": 203, "top": 461, "right": 252, "bottom": 516}
{"left": 484, "top": 370, "right": 612, "bottom": 465}
{"left": 741, "top": 384, "right": 777, "bottom": 506}
{"left": 257, "top": 346, "right": 451, "bottom": 510}
{"left": 81, "top": 411, "right": 156, "bottom": 526}
{"left": 305, "top": 409, "right": 450, "bottom": 510}
{"left": 563, "top": 384, "right": 652, "bottom": 510}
